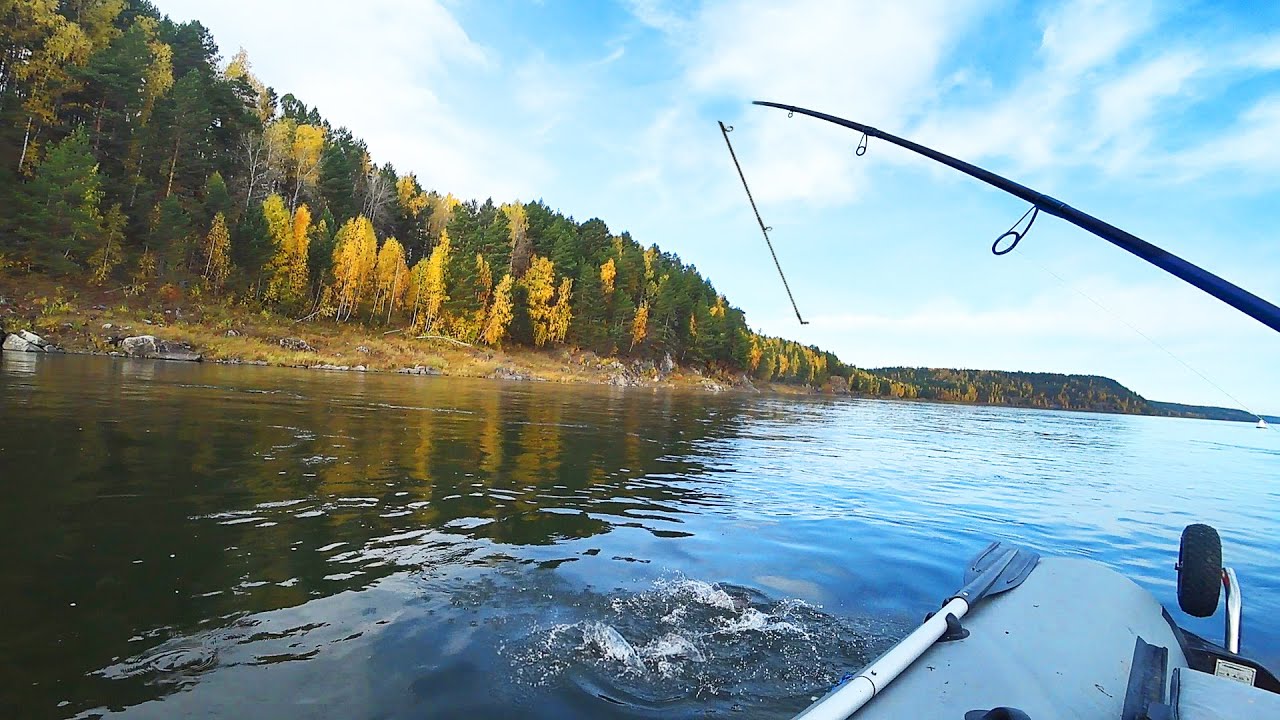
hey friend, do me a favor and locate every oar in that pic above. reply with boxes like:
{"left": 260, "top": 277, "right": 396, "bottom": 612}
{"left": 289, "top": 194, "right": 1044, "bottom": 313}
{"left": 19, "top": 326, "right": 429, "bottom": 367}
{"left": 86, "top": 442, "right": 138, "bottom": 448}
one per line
{"left": 793, "top": 542, "right": 1040, "bottom": 720}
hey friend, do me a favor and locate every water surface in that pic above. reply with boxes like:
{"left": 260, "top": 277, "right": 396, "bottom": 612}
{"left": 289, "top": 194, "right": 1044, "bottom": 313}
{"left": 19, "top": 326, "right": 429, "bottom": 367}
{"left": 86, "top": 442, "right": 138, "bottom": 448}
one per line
{"left": 2, "top": 354, "right": 1277, "bottom": 719}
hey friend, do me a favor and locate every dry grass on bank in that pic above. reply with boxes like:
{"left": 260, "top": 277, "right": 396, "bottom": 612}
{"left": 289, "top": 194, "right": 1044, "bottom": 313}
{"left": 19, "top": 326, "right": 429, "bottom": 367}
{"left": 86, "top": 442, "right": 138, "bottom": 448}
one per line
{"left": 0, "top": 274, "right": 756, "bottom": 390}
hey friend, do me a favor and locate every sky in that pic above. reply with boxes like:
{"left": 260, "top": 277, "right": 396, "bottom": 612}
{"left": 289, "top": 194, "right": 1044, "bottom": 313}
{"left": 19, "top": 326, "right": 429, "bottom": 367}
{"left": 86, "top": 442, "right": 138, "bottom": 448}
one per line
{"left": 157, "top": 0, "right": 1280, "bottom": 412}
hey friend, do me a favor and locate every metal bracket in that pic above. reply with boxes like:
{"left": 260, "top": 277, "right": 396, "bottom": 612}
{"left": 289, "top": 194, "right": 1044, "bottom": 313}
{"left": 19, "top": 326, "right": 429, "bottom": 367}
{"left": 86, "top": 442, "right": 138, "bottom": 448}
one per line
{"left": 1224, "top": 567, "right": 1242, "bottom": 653}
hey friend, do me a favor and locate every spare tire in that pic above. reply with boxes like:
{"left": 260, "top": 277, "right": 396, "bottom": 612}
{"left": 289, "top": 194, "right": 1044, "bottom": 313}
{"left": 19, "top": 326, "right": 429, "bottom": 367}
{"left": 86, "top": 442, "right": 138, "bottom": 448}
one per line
{"left": 1177, "top": 523, "right": 1222, "bottom": 617}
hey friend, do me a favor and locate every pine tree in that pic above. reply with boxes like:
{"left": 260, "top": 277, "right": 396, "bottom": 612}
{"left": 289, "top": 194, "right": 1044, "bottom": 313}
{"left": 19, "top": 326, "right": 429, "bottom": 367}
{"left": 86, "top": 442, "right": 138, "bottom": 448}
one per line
{"left": 14, "top": 129, "right": 105, "bottom": 273}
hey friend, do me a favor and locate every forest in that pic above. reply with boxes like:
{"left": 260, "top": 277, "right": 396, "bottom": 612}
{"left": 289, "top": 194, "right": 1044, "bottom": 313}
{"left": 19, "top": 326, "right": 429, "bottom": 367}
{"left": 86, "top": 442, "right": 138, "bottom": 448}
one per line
{"left": 0, "top": 1, "right": 1251, "bottom": 420}
{"left": 0, "top": 0, "right": 838, "bottom": 385}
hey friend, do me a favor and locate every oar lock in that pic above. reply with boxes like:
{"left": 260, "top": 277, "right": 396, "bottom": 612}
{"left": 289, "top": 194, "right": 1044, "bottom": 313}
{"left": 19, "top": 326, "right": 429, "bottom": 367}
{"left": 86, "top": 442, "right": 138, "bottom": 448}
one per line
{"left": 923, "top": 610, "right": 970, "bottom": 642}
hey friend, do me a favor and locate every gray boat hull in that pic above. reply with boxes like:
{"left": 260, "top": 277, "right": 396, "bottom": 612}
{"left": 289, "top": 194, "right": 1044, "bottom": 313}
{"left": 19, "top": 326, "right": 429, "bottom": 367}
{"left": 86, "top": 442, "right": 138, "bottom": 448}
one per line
{"left": 847, "top": 557, "right": 1188, "bottom": 719}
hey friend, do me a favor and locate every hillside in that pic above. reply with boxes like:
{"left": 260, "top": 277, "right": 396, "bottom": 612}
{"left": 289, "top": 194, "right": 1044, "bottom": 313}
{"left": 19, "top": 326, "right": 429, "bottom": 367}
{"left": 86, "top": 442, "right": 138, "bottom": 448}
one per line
{"left": 855, "top": 367, "right": 1262, "bottom": 422}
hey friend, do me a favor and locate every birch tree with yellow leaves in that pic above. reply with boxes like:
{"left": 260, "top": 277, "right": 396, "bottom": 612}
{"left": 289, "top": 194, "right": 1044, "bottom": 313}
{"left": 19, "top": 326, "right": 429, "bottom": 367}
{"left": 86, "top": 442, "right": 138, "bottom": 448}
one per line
{"left": 201, "top": 212, "right": 231, "bottom": 291}
{"left": 329, "top": 216, "right": 378, "bottom": 321}
{"left": 482, "top": 273, "right": 515, "bottom": 346}
{"left": 600, "top": 258, "right": 616, "bottom": 296}
{"left": 290, "top": 124, "right": 325, "bottom": 209}
{"left": 411, "top": 228, "right": 451, "bottom": 332}
{"left": 371, "top": 237, "right": 408, "bottom": 323}
{"left": 264, "top": 197, "right": 310, "bottom": 308}
{"left": 549, "top": 277, "right": 573, "bottom": 345}
{"left": 522, "top": 255, "right": 555, "bottom": 346}
{"left": 630, "top": 301, "right": 649, "bottom": 351}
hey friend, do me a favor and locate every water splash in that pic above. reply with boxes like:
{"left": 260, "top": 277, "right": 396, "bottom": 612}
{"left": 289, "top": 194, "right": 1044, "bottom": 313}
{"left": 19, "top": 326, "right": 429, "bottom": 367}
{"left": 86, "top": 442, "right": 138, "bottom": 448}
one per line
{"left": 582, "top": 622, "right": 647, "bottom": 674}
{"left": 503, "top": 574, "right": 891, "bottom": 711}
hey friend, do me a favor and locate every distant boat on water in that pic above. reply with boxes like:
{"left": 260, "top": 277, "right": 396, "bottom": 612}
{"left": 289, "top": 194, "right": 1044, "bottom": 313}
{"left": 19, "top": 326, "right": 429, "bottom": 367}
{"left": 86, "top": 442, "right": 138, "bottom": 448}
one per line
{"left": 1260, "top": 418, "right": 1269, "bottom": 429}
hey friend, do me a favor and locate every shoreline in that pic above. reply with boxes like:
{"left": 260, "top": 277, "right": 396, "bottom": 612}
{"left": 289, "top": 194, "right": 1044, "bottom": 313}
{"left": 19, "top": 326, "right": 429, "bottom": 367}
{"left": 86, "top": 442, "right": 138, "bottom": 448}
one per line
{"left": 0, "top": 275, "right": 783, "bottom": 394}
{"left": 0, "top": 277, "right": 1268, "bottom": 420}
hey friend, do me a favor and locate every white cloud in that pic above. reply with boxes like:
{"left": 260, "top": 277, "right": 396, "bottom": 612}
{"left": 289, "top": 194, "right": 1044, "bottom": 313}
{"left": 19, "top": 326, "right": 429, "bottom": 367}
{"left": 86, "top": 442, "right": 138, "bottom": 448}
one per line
{"left": 905, "top": 3, "right": 1280, "bottom": 185}
{"left": 157, "top": 0, "right": 548, "bottom": 200}
{"left": 616, "top": 0, "right": 994, "bottom": 215}
{"left": 1039, "top": 0, "right": 1153, "bottom": 76}
{"left": 622, "top": 0, "right": 691, "bottom": 34}
{"left": 1170, "top": 95, "right": 1280, "bottom": 182}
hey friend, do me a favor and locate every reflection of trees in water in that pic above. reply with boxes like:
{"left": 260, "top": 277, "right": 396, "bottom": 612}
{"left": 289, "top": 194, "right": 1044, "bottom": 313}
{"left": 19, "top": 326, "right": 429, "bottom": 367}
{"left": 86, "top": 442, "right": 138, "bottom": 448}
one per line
{"left": 0, "top": 357, "right": 754, "bottom": 716}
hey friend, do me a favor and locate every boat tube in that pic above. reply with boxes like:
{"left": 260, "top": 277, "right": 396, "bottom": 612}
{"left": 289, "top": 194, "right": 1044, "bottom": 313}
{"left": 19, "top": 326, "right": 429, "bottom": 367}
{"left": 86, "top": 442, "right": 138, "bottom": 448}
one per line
{"left": 792, "top": 526, "right": 1280, "bottom": 719}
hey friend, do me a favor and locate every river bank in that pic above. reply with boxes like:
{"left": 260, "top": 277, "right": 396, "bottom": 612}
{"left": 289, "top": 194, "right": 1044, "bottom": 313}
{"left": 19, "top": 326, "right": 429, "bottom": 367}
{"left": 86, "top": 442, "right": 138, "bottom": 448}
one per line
{"left": 0, "top": 275, "right": 787, "bottom": 393}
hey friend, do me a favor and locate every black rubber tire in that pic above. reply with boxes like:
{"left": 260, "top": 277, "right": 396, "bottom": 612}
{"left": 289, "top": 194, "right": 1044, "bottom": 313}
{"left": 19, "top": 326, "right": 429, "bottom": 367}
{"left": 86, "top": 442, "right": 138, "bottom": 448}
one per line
{"left": 1177, "top": 523, "right": 1222, "bottom": 617}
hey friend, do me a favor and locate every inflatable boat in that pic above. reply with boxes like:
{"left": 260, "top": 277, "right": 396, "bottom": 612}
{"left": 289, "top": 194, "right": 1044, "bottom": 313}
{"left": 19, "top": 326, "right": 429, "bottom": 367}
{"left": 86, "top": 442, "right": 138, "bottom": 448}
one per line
{"left": 792, "top": 525, "right": 1280, "bottom": 719}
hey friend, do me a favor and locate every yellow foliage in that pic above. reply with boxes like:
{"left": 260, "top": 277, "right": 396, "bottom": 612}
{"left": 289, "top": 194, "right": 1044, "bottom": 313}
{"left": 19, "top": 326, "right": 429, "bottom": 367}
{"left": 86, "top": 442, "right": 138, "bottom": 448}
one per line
{"left": 224, "top": 47, "right": 270, "bottom": 123}
{"left": 600, "top": 258, "right": 616, "bottom": 296}
{"left": 264, "top": 196, "right": 309, "bottom": 307}
{"left": 417, "top": 229, "right": 451, "bottom": 330}
{"left": 502, "top": 203, "right": 529, "bottom": 240}
{"left": 396, "top": 175, "right": 429, "bottom": 217}
{"left": 630, "top": 301, "right": 649, "bottom": 350}
{"left": 373, "top": 237, "right": 409, "bottom": 321}
{"left": 329, "top": 216, "right": 378, "bottom": 321}
{"left": 522, "top": 255, "right": 558, "bottom": 346}
{"left": 201, "top": 212, "right": 232, "bottom": 290}
{"left": 138, "top": 18, "right": 172, "bottom": 126}
{"left": 549, "top": 277, "right": 573, "bottom": 345}
{"left": 482, "top": 274, "right": 515, "bottom": 346}
{"left": 426, "top": 192, "right": 459, "bottom": 242}
{"left": 291, "top": 124, "right": 325, "bottom": 203}
{"left": 288, "top": 204, "right": 312, "bottom": 294}
{"left": 643, "top": 246, "right": 658, "bottom": 283}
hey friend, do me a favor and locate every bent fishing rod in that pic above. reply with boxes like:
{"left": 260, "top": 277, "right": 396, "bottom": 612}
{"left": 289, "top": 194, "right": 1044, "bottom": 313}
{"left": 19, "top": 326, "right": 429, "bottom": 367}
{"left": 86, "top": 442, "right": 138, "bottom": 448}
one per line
{"left": 752, "top": 101, "right": 1280, "bottom": 334}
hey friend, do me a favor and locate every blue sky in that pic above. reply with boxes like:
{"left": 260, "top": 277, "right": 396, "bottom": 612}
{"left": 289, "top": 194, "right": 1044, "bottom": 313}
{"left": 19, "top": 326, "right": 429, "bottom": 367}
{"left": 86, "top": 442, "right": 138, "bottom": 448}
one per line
{"left": 159, "top": 0, "right": 1280, "bottom": 412}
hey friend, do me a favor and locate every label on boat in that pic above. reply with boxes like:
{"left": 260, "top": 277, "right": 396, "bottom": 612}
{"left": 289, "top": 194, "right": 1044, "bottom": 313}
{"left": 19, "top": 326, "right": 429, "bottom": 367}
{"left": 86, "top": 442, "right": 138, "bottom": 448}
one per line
{"left": 1214, "top": 658, "right": 1257, "bottom": 685}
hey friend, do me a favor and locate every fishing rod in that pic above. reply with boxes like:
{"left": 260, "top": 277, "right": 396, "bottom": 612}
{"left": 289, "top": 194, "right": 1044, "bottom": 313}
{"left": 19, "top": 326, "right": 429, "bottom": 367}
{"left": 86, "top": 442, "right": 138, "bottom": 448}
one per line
{"left": 753, "top": 101, "right": 1280, "bottom": 335}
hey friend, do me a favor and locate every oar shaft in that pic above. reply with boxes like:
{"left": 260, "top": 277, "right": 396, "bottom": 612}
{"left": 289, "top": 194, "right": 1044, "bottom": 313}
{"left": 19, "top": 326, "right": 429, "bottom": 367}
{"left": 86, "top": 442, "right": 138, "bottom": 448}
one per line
{"left": 794, "top": 597, "right": 971, "bottom": 720}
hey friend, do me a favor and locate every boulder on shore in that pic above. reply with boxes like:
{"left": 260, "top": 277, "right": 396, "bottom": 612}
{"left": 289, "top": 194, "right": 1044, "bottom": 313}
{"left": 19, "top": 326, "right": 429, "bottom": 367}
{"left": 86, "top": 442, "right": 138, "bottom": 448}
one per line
{"left": 118, "top": 335, "right": 202, "bottom": 362}
{"left": 660, "top": 353, "right": 676, "bottom": 377}
{"left": 400, "top": 365, "right": 442, "bottom": 376}
{"left": 490, "top": 366, "right": 535, "bottom": 382}
{"left": 3, "top": 333, "right": 40, "bottom": 352}
{"left": 3, "top": 329, "right": 51, "bottom": 353}
{"left": 18, "top": 330, "right": 47, "bottom": 346}
{"left": 121, "top": 335, "right": 158, "bottom": 357}
{"left": 279, "top": 336, "right": 314, "bottom": 352}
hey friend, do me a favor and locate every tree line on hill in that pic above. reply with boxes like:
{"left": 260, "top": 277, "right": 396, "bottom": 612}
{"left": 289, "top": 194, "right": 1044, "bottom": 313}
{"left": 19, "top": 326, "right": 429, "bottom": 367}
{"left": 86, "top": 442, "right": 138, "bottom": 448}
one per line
{"left": 0, "top": 0, "right": 840, "bottom": 384}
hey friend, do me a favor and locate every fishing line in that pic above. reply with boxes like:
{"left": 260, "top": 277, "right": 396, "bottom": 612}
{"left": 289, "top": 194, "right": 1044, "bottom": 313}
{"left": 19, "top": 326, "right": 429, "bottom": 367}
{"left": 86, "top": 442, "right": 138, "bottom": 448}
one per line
{"left": 1011, "top": 250, "right": 1263, "bottom": 422}
{"left": 717, "top": 121, "right": 808, "bottom": 325}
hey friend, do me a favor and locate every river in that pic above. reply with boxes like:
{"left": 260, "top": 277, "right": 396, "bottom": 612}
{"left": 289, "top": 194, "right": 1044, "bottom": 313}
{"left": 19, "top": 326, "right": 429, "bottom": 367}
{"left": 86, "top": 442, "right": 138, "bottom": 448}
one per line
{"left": 2, "top": 353, "right": 1277, "bottom": 719}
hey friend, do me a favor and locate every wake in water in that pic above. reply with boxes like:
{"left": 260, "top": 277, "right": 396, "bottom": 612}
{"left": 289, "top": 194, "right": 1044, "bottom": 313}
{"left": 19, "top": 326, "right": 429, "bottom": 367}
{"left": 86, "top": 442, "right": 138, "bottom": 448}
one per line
{"left": 503, "top": 574, "right": 894, "bottom": 713}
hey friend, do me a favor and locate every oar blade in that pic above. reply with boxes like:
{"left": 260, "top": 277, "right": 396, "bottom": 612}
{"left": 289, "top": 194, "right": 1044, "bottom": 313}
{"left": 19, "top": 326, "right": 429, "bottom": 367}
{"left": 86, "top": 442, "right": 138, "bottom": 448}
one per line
{"left": 962, "top": 542, "right": 1040, "bottom": 604}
